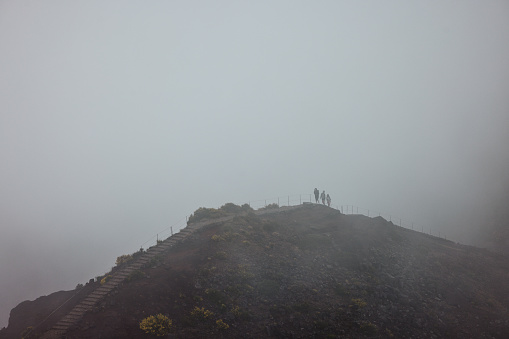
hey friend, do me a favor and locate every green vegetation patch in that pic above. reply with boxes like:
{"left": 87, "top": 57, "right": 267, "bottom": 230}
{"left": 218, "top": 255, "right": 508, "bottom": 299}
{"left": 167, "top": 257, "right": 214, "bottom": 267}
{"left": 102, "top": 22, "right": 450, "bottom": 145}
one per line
{"left": 260, "top": 203, "right": 279, "bottom": 210}
{"left": 188, "top": 207, "right": 226, "bottom": 224}
{"left": 126, "top": 270, "right": 146, "bottom": 282}
{"left": 188, "top": 203, "right": 254, "bottom": 224}
{"left": 220, "top": 202, "right": 253, "bottom": 214}
{"left": 115, "top": 254, "right": 134, "bottom": 266}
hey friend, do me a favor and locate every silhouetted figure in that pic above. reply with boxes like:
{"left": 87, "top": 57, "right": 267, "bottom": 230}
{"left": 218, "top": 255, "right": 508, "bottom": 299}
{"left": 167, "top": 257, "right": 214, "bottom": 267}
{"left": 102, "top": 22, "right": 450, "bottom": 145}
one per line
{"left": 326, "top": 194, "right": 331, "bottom": 207}
{"left": 321, "top": 190, "right": 326, "bottom": 205}
{"left": 314, "top": 188, "right": 319, "bottom": 203}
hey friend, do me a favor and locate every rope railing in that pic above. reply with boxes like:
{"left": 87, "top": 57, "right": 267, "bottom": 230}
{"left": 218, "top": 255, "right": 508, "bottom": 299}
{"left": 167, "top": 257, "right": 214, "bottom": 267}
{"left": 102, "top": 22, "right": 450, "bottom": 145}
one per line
{"left": 140, "top": 216, "right": 188, "bottom": 249}
{"left": 23, "top": 285, "right": 87, "bottom": 338}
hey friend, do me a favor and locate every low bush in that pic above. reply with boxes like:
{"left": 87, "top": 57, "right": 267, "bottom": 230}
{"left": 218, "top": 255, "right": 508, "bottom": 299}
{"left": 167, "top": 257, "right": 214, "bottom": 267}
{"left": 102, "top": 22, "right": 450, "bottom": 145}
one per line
{"left": 261, "top": 203, "right": 279, "bottom": 210}
{"left": 216, "top": 319, "right": 229, "bottom": 330}
{"left": 350, "top": 298, "right": 367, "bottom": 308}
{"left": 190, "top": 306, "right": 214, "bottom": 320}
{"left": 219, "top": 202, "right": 253, "bottom": 214}
{"left": 126, "top": 270, "right": 145, "bottom": 282}
{"left": 115, "top": 254, "right": 133, "bottom": 266}
{"left": 188, "top": 207, "right": 225, "bottom": 224}
{"left": 100, "top": 275, "right": 112, "bottom": 285}
{"left": 139, "top": 314, "right": 173, "bottom": 336}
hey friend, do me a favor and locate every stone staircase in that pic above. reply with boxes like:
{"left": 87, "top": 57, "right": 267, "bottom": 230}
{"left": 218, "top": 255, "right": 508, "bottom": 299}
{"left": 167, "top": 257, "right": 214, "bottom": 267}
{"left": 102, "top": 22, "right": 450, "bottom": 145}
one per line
{"left": 39, "top": 205, "right": 302, "bottom": 339}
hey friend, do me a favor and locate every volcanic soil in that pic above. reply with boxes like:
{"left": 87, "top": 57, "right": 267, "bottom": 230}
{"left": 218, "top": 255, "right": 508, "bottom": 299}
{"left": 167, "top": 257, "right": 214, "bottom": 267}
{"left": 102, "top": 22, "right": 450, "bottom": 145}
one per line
{"left": 2, "top": 204, "right": 509, "bottom": 338}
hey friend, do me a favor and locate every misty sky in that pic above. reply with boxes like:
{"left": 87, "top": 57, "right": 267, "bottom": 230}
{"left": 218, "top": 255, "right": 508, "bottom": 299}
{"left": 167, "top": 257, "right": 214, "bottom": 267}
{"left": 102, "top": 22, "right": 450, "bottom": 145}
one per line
{"left": 1, "top": 0, "right": 509, "bottom": 328}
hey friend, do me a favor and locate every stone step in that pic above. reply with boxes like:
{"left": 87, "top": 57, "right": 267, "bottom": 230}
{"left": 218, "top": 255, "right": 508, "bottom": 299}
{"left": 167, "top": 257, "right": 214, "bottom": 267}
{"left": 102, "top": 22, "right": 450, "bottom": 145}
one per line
{"left": 94, "top": 288, "right": 112, "bottom": 295}
{"left": 64, "top": 315, "right": 82, "bottom": 321}
{"left": 155, "top": 244, "right": 171, "bottom": 249}
{"left": 69, "top": 309, "right": 85, "bottom": 316}
{"left": 116, "top": 271, "right": 132, "bottom": 277}
{"left": 101, "top": 281, "right": 118, "bottom": 288}
{"left": 68, "top": 310, "right": 86, "bottom": 316}
{"left": 92, "top": 289, "right": 110, "bottom": 295}
{"left": 148, "top": 249, "right": 165, "bottom": 254}
{"left": 86, "top": 293, "right": 105, "bottom": 300}
{"left": 56, "top": 318, "right": 74, "bottom": 325}
{"left": 91, "top": 289, "right": 110, "bottom": 295}
{"left": 73, "top": 305, "right": 91, "bottom": 312}
{"left": 76, "top": 303, "right": 94, "bottom": 309}
{"left": 135, "top": 260, "right": 149, "bottom": 266}
{"left": 149, "top": 246, "right": 166, "bottom": 251}
{"left": 81, "top": 297, "right": 100, "bottom": 303}
{"left": 159, "top": 245, "right": 173, "bottom": 250}
{"left": 59, "top": 315, "right": 80, "bottom": 323}
{"left": 110, "top": 277, "right": 125, "bottom": 283}
{"left": 55, "top": 317, "right": 78, "bottom": 326}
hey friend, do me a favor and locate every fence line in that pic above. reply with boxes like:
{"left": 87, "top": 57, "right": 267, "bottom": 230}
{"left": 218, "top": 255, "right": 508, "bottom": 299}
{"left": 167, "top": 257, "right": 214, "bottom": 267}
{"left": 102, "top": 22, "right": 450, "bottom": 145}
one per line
{"left": 139, "top": 193, "right": 446, "bottom": 250}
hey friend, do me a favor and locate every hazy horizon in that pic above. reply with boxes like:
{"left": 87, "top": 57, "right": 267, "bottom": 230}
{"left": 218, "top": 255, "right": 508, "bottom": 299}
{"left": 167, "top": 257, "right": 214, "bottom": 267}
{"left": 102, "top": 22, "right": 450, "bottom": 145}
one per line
{"left": 1, "top": 1, "right": 508, "bottom": 328}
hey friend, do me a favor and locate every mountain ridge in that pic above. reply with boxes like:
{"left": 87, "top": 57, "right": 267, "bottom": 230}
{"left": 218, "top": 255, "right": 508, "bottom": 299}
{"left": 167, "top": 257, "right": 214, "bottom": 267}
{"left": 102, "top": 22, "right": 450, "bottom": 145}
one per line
{"left": 2, "top": 203, "right": 509, "bottom": 338}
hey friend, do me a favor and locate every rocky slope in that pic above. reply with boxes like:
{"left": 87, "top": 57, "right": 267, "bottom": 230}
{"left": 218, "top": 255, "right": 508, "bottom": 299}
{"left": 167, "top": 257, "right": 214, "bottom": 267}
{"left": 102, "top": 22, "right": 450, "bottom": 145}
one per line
{"left": 2, "top": 204, "right": 509, "bottom": 338}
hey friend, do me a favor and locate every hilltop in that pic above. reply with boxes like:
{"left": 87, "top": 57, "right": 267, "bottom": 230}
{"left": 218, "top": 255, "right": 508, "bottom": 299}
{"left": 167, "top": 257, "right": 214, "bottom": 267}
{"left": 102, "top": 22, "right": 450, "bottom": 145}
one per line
{"left": 2, "top": 203, "right": 509, "bottom": 338}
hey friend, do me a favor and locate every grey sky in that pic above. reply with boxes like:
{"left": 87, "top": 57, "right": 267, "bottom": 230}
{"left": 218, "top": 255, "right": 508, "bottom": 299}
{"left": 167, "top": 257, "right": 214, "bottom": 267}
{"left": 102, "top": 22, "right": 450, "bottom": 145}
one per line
{"left": 1, "top": 0, "right": 509, "bottom": 328}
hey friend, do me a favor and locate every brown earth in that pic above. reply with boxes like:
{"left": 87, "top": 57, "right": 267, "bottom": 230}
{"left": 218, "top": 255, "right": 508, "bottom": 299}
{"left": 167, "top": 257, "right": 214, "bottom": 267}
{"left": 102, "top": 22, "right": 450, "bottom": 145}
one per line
{"left": 2, "top": 204, "right": 509, "bottom": 338}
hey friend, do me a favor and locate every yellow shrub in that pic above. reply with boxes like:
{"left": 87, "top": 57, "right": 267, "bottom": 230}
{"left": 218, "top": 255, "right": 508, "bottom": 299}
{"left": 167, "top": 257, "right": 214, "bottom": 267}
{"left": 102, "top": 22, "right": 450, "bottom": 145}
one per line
{"left": 115, "top": 254, "right": 133, "bottom": 266}
{"left": 100, "top": 275, "right": 112, "bottom": 285}
{"left": 216, "top": 319, "right": 229, "bottom": 330}
{"left": 139, "top": 314, "right": 173, "bottom": 336}
{"left": 190, "top": 306, "right": 214, "bottom": 320}
{"left": 350, "top": 298, "right": 367, "bottom": 308}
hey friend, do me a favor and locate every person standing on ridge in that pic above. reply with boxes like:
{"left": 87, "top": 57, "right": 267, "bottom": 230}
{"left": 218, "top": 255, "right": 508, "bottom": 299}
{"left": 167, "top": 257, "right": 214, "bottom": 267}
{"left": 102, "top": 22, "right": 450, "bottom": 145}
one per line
{"left": 321, "top": 190, "right": 326, "bottom": 205}
{"left": 314, "top": 188, "right": 319, "bottom": 203}
{"left": 326, "top": 194, "right": 331, "bottom": 207}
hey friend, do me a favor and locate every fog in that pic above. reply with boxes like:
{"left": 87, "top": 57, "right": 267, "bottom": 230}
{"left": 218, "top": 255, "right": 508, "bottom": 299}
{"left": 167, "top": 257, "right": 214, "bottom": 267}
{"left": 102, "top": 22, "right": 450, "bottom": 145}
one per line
{"left": 1, "top": 0, "right": 509, "bottom": 328}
